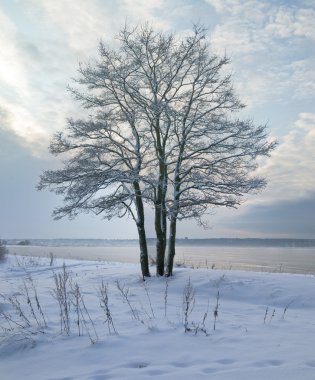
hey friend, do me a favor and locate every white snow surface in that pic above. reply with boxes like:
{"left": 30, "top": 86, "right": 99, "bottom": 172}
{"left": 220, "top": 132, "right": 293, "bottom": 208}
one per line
{"left": 0, "top": 255, "right": 314, "bottom": 380}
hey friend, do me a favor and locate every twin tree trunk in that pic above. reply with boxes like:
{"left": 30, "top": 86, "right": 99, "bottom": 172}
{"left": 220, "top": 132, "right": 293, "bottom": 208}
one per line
{"left": 154, "top": 124, "right": 168, "bottom": 276}
{"left": 156, "top": 169, "right": 180, "bottom": 277}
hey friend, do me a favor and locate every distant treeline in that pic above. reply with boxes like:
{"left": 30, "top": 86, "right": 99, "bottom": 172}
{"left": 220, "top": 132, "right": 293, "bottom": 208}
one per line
{"left": 5, "top": 238, "right": 315, "bottom": 248}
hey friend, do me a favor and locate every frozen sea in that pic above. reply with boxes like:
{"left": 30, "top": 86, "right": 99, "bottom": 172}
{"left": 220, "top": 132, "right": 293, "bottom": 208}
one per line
{"left": 7, "top": 239, "right": 315, "bottom": 275}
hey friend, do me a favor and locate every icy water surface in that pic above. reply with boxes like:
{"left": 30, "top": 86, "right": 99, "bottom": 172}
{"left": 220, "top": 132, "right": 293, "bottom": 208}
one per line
{"left": 8, "top": 244, "right": 315, "bottom": 275}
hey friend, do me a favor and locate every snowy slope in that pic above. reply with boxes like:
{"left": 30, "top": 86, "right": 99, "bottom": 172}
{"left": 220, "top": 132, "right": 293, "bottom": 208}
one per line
{"left": 0, "top": 255, "right": 314, "bottom": 379}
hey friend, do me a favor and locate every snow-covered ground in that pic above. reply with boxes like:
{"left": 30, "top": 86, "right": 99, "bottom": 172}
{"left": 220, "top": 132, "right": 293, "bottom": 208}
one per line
{"left": 0, "top": 254, "right": 314, "bottom": 379}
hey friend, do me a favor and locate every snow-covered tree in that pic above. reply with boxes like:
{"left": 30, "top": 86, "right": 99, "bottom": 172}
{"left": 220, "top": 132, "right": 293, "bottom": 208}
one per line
{"left": 39, "top": 24, "right": 275, "bottom": 277}
{"left": 38, "top": 30, "right": 156, "bottom": 278}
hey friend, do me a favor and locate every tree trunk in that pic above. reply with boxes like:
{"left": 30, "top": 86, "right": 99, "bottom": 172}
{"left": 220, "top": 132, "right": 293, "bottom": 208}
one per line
{"left": 166, "top": 165, "right": 181, "bottom": 277}
{"left": 155, "top": 201, "right": 165, "bottom": 276}
{"left": 155, "top": 165, "right": 167, "bottom": 276}
{"left": 137, "top": 222, "right": 150, "bottom": 278}
{"left": 161, "top": 187, "right": 167, "bottom": 258}
{"left": 152, "top": 116, "right": 168, "bottom": 276}
{"left": 133, "top": 182, "right": 150, "bottom": 278}
{"left": 166, "top": 216, "right": 177, "bottom": 276}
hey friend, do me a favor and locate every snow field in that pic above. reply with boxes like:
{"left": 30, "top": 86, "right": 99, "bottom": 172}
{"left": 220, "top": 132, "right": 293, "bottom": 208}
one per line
{"left": 0, "top": 255, "right": 314, "bottom": 379}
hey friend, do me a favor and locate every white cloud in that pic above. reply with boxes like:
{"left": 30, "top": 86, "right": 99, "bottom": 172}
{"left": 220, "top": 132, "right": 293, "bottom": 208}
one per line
{"left": 207, "top": 0, "right": 315, "bottom": 42}
{"left": 266, "top": 7, "right": 315, "bottom": 41}
{"left": 1, "top": 0, "right": 314, "bottom": 162}
{"left": 0, "top": 8, "right": 52, "bottom": 155}
{"left": 25, "top": 0, "right": 171, "bottom": 54}
{"left": 1, "top": 1, "right": 116, "bottom": 157}
{"left": 207, "top": 0, "right": 261, "bottom": 15}
{"left": 205, "top": 0, "right": 315, "bottom": 108}
{"left": 208, "top": 0, "right": 315, "bottom": 55}
{"left": 254, "top": 113, "right": 315, "bottom": 204}
{"left": 208, "top": 1, "right": 269, "bottom": 55}
{"left": 0, "top": 9, "right": 30, "bottom": 98}
{"left": 0, "top": 101, "right": 50, "bottom": 156}
{"left": 0, "top": 0, "right": 177, "bottom": 159}
{"left": 25, "top": 0, "right": 113, "bottom": 54}
{"left": 235, "top": 58, "right": 315, "bottom": 107}
{"left": 121, "top": 0, "right": 171, "bottom": 30}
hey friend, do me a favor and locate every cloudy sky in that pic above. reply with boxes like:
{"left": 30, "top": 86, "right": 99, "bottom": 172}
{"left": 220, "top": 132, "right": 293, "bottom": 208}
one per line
{"left": 0, "top": 0, "right": 314, "bottom": 239}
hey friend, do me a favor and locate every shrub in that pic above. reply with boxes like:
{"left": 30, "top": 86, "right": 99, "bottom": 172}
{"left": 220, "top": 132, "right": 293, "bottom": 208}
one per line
{"left": 0, "top": 239, "right": 8, "bottom": 262}
{"left": 17, "top": 239, "right": 31, "bottom": 246}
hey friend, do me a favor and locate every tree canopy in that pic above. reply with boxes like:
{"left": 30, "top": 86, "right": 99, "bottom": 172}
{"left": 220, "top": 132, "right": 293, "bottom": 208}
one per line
{"left": 38, "top": 24, "right": 276, "bottom": 277}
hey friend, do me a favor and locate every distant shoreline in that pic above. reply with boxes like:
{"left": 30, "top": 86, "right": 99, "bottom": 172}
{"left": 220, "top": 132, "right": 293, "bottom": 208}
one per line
{"left": 5, "top": 238, "right": 315, "bottom": 248}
